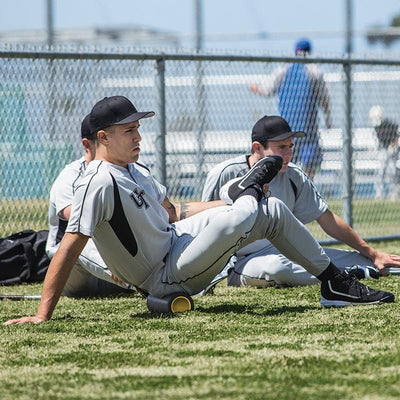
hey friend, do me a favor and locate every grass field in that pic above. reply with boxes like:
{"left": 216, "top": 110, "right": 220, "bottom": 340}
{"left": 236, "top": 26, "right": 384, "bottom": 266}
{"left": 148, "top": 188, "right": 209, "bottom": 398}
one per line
{"left": 1, "top": 197, "right": 400, "bottom": 239}
{"left": 308, "top": 198, "right": 400, "bottom": 240}
{"left": 1, "top": 241, "right": 400, "bottom": 400}
{"left": 0, "top": 199, "right": 48, "bottom": 236}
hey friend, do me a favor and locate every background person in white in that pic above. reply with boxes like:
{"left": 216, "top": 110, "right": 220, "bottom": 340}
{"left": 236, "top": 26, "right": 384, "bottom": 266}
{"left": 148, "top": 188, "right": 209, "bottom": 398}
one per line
{"left": 368, "top": 105, "right": 400, "bottom": 200}
{"left": 46, "top": 114, "right": 132, "bottom": 296}
{"left": 202, "top": 115, "right": 400, "bottom": 287}
{"left": 5, "top": 96, "right": 394, "bottom": 325}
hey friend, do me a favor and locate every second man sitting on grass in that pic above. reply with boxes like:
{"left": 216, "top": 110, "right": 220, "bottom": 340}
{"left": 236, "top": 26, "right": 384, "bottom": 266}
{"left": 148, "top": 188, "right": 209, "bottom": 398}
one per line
{"left": 202, "top": 115, "right": 400, "bottom": 289}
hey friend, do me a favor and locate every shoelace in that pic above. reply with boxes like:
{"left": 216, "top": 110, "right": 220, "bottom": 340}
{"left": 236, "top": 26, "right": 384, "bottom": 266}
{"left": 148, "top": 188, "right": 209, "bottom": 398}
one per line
{"left": 260, "top": 162, "right": 278, "bottom": 183}
{"left": 341, "top": 271, "right": 370, "bottom": 297}
{"left": 253, "top": 168, "right": 269, "bottom": 185}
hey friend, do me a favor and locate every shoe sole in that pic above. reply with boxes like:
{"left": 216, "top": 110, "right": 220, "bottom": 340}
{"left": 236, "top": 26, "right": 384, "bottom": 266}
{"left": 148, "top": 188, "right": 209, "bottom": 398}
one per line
{"left": 387, "top": 267, "right": 400, "bottom": 275}
{"left": 320, "top": 293, "right": 395, "bottom": 308}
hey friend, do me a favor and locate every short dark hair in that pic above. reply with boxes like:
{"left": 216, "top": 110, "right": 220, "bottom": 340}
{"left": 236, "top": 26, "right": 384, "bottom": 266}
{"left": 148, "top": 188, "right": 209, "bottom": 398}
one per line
{"left": 81, "top": 114, "right": 94, "bottom": 139}
{"left": 104, "top": 125, "right": 115, "bottom": 134}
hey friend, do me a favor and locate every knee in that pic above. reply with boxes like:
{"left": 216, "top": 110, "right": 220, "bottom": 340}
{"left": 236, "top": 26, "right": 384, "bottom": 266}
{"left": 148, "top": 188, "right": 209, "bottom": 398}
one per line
{"left": 269, "top": 266, "right": 295, "bottom": 284}
{"left": 235, "top": 254, "right": 288, "bottom": 282}
{"left": 228, "top": 254, "right": 288, "bottom": 287}
{"left": 261, "top": 255, "right": 292, "bottom": 281}
{"left": 223, "top": 207, "right": 258, "bottom": 235}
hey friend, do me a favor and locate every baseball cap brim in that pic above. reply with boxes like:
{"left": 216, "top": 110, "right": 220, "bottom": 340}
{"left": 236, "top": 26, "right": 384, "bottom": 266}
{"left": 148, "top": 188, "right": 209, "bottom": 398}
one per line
{"left": 267, "top": 130, "right": 306, "bottom": 141}
{"left": 114, "top": 111, "right": 155, "bottom": 125}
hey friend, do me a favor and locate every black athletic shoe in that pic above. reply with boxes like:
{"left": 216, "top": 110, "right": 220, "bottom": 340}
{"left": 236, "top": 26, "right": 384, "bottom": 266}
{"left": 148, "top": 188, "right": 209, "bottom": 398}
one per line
{"left": 346, "top": 265, "right": 380, "bottom": 280}
{"left": 227, "top": 155, "right": 283, "bottom": 202}
{"left": 320, "top": 269, "right": 394, "bottom": 308}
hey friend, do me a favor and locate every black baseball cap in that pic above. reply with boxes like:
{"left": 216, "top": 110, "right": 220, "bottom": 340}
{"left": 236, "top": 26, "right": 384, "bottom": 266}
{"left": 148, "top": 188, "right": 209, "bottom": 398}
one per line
{"left": 81, "top": 114, "right": 94, "bottom": 139}
{"left": 89, "top": 96, "right": 155, "bottom": 133}
{"left": 251, "top": 116, "right": 305, "bottom": 143}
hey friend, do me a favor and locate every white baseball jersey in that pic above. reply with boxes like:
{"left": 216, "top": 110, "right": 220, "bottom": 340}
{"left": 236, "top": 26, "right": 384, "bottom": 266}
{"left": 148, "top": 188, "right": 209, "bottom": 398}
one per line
{"left": 202, "top": 155, "right": 328, "bottom": 224}
{"left": 46, "top": 157, "right": 87, "bottom": 257}
{"left": 67, "top": 160, "right": 171, "bottom": 288}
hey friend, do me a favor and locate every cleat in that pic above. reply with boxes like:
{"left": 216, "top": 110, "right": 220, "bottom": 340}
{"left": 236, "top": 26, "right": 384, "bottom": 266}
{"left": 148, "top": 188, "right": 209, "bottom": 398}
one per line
{"left": 346, "top": 265, "right": 380, "bottom": 280}
{"left": 320, "top": 269, "right": 394, "bottom": 308}
{"left": 227, "top": 155, "right": 283, "bottom": 202}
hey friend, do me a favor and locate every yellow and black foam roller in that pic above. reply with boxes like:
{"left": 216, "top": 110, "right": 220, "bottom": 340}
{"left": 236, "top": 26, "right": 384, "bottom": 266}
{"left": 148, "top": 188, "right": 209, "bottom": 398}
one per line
{"left": 146, "top": 292, "right": 194, "bottom": 313}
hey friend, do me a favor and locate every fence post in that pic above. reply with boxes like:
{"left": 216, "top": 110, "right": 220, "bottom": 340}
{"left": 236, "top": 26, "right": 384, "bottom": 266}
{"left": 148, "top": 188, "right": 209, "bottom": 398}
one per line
{"left": 343, "top": 57, "right": 353, "bottom": 226}
{"left": 155, "top": 56, "right": 167, "bottom": 187}
{"left": 195, "top": 60, "right": 206, "bottom": 198}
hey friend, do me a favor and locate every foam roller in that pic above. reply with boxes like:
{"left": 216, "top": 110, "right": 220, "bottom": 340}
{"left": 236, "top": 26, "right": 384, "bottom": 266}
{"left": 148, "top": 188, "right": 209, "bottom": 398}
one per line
{"left": 146, "top": 292, "right": 194, "bottom": 313}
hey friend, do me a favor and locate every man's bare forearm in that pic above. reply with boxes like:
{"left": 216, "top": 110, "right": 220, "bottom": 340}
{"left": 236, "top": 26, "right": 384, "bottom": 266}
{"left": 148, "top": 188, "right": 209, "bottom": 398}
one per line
{"left": 162, "top": 197, "right": 226, "bottom": 222}
{"left": 36, "top": 237, "right": 84, "bottom": 320}
{"left": 176, "top": 200, "right": 226, "bottom": 220}
{"left": 317, "top": 210, "right": 375, "bottom": 258}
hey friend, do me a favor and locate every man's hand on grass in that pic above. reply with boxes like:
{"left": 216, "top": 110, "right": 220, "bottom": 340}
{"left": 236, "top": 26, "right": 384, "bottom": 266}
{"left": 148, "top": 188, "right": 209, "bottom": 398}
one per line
{"left": 4, "top": 315, "right": 47, "bottom": 325}
{"left": 372, "top": 251, "right": 400, "bottom": 276}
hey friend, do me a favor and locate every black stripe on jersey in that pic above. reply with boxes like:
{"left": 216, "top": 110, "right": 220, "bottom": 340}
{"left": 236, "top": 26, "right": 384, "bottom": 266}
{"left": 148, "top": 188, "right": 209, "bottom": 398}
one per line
{"left": 109, "top": 174, "right": 138, "bottom": 258}
{"left": 135, "top": 161, "right": 150, "bottom": 172}
{"left": 290, "top": 163, "right": 325, "bottom": 203}
{"left": 219, "top": 160, "right": 248, "bottom": 176}
{"left": 56, "top": 219, "right": 68, "bottom": 244}
{"left": 289, "top": 178, "right": 298, "bottom": 200}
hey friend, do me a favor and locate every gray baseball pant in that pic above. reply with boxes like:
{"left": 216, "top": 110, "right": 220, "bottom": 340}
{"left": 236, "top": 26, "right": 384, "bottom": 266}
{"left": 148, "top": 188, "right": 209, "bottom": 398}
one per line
{"left": 143, "top": 196, "right": 330, "bottom": 297}
{"left": 48, "top": 239, "right": 132, "bottom": 297}
{"left": 227, "top": 246, "right": 373, "bottom": 287}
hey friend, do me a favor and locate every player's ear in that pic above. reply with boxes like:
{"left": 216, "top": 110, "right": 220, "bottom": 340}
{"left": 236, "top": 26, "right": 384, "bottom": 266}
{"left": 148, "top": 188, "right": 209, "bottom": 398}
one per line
{"left": 81, "top": 138, "right": 91, "bottom": 150}
{"left": 252, "top": 141, "right": 263, "bottom": 155}
{"left": 97, "top": 130, "right": 108, "bottom": 145}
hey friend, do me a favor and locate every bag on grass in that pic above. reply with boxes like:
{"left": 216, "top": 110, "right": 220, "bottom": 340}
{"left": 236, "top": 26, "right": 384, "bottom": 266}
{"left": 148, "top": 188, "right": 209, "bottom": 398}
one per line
{"left": 0, "top": 229, "right": 50, "bottom": 285}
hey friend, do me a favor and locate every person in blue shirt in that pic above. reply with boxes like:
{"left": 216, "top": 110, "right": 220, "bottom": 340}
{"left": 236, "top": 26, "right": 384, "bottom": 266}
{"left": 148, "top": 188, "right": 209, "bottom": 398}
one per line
{"left": 251, "top": 38, "right": 332, "bottom": 179}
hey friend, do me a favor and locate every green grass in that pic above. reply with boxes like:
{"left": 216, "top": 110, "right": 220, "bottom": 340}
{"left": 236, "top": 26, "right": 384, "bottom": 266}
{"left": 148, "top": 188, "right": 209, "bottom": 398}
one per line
{"left": 307, "top": 198, "right": 400, "bottom": 240}
{"left": 0, "top": 199, "right": 48, "bottom": 236}
{"left": 1, "top": 197, "right": 399, "bottom": 239}
{"left": 2, "top": 240, "right": 400, "bottom": 400}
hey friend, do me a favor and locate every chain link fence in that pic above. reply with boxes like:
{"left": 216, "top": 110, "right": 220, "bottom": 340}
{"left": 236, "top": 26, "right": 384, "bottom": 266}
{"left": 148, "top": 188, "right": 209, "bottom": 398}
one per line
{"left": 0, "top": 46, "right": 399, "bottom": 241}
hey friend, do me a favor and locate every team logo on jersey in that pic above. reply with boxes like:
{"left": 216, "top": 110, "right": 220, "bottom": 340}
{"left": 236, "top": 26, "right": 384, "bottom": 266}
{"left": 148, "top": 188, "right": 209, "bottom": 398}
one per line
{"left": 130, "top": 188, "right": 149, "bottom": 209}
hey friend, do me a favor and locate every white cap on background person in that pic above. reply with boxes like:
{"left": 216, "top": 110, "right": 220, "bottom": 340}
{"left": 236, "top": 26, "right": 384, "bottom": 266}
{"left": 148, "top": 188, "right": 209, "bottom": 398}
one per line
{"left": 368, "top": 105, "right": 384, "bottom": 127}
